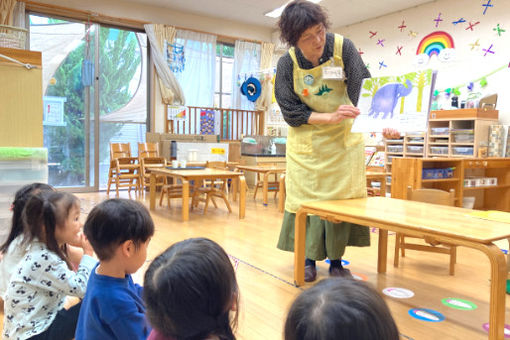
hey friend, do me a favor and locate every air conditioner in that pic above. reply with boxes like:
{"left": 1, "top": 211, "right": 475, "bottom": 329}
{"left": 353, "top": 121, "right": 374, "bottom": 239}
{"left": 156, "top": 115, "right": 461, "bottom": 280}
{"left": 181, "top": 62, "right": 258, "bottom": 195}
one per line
{"left": 271, "top": 30, "right": 288, "bottom": 52}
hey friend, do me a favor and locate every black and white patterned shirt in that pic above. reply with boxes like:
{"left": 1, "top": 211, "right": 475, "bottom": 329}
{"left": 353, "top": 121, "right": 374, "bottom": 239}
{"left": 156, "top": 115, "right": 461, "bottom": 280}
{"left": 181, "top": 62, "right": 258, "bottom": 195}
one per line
{"left": 3, "top": 240, "right": 96, "bottom": 340}
{"left": 275, "top": 33, "right": 371, "bottom": 127}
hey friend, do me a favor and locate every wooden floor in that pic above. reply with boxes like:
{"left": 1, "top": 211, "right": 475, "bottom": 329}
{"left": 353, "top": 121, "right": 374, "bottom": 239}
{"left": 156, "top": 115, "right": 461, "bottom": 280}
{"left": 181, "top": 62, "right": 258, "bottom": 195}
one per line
{"left": 2, "top": 190, "right": 510, "bottom": 339}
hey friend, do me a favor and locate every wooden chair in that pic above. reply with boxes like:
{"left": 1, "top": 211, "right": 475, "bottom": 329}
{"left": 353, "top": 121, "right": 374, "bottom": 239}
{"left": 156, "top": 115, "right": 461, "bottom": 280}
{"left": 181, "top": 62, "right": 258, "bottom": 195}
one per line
{"left": 394, "top": 186, "right": 457, "bottom": 275}
{"left": 140, "top": 157, "right": 167, "bottom": 193}
{"left": 106, "top": 143, "right": 141, "bottom": 197}
{"left": 253, "top": 163, "right": 280, "bottom": 201}
{"left": 138, "top": 142, "right": 160, "bottom": 160}
{"left": 191, "top": 161, "right": 232, "bottom": 214}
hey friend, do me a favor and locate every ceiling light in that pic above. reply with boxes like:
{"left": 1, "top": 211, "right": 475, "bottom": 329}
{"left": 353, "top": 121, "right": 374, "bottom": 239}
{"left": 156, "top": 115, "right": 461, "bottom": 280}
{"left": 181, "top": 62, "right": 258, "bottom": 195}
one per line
{"left": 265, "top": 0, "right": 322, "bottom": 18}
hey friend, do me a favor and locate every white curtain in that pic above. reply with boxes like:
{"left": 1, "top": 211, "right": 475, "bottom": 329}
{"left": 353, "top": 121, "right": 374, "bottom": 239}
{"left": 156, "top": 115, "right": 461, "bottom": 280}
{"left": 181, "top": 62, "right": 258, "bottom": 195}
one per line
{"left": 144, "top": 24, "right": 185, "bottom": 105}
{"left": 13, "top": 1, "right": 24, "bottom": 28}
{"left": 232, "top": 41, "right": 261, "bottom": 110}
{"left": 175, "top": 29, "right": 217, "bottom": 107}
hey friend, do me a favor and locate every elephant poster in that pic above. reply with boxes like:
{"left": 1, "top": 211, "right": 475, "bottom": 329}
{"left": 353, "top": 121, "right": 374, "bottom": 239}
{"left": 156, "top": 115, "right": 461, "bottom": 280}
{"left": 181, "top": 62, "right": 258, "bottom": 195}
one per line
{"left": 351, "top": 69, "right": 437, "bottom": 133}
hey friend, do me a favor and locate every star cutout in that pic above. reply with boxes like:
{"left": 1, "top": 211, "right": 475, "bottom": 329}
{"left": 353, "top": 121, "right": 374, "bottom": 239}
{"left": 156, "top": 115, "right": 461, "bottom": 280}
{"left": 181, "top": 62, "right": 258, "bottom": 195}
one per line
{"left": 469, "top": 39, "right": 480, "bottom": 51}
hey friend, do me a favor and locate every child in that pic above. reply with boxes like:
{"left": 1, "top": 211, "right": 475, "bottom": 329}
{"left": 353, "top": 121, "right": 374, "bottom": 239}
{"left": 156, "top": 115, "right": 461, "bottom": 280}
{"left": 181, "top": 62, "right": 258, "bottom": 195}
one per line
{"left": 75, "top": 198, "right": 155, "bottom": 340}
{"left": 2, "top": 191, "right": 96, "bottom": 340}
{"left": 143, "top": 238, "right": 239, "bottom": 340}
{"left": 0, "top": 183, "right": 54, "bottom": 301}
{"left": 284, "top": 278, "right": 399, "bottom": 340}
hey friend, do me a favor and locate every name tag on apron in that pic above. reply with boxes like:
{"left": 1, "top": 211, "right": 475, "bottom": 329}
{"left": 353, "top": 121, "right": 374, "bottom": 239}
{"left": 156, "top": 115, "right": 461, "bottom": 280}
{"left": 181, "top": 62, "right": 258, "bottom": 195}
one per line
{"left": 322, "top": 66, "right": 344, "bottom": 80}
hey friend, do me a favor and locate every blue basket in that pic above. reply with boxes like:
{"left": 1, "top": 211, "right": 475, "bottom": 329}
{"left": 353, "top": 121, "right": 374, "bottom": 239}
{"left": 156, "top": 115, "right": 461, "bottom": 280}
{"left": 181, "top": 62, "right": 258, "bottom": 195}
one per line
{"left": 422, "top": 167, "right": 455, "bottom": 179}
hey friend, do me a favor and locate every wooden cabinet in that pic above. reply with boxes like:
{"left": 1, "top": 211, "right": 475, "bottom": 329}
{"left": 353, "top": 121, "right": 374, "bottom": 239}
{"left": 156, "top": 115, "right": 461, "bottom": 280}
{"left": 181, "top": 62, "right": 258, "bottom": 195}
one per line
{"left": 427, "top": 116, "right": 497, "bottom": 158}
{"left": 391, "top": 157, "right": 510, "bottom": 211}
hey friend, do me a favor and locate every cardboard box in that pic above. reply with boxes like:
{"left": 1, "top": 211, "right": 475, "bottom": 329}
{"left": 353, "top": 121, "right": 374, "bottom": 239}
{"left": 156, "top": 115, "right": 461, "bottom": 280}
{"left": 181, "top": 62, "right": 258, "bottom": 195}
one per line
{"left": 228, "top": 141, "right": 241, "bottom": 162}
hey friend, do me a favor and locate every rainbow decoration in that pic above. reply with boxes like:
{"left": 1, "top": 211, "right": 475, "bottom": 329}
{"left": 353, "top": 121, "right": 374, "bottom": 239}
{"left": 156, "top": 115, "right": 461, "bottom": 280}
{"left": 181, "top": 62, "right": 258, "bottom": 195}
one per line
{"left": 416, "top": 31, "right": 454, "bottom": 56}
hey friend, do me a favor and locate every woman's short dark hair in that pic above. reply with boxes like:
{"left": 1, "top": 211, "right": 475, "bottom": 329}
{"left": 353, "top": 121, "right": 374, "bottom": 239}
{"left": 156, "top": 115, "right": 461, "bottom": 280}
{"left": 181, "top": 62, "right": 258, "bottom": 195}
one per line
{"left": 278, "top": 0, "right": 331, "bottom": 47}
{"left": 144, "top": 238, "right": 239, "bottom": 340}
{"left": 285, "top": 278, "right": 400, "bottom": 340}
{"left": 83, "top": 199, "right": 154, "bottom": 261}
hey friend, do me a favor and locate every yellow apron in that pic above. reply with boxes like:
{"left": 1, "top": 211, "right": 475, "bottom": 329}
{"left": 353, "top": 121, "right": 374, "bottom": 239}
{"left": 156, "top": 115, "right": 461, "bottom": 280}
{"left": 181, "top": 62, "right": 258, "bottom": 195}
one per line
{"left": 277, "top": 34, "right": 369, "bottom": 261}
{"left": 285, "top": 34, "right": 366, "bottom": 213}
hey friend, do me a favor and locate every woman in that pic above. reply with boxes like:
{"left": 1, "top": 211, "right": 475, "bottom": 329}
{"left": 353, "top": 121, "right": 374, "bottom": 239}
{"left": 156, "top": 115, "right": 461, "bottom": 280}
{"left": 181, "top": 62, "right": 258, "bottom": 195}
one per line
{"left": 275, "top": 0, "right": 397, "bottom": 282}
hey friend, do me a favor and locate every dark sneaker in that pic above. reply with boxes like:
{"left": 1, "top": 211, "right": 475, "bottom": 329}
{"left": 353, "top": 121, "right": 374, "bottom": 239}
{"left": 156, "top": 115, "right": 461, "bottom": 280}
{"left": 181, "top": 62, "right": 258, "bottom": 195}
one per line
{"left": 304, "top": 265, "right": 317, "bottom": 282}
{"left": 329, "top": 266, "right": 353, "bottom": 279}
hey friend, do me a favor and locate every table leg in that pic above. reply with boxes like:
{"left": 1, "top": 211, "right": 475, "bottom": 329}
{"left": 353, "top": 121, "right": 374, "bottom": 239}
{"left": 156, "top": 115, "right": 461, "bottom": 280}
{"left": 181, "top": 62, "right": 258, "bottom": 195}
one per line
{"left": 149, "top": 173, "right": 156, "bottom": 210}
{"left": 238, "top": 175, "right": 246, "bottom": 219}
{"left": 278, "top": 174, "right": 285, "bottom": 213}
{"left": 263, "top": 172, "right": 269, "bottom": 206}
{"left": 232, "top": 176, "right": 238, "bottom": 202}
{"left": 483, "top": 243, "right": 507, "bottom": 340}
{"left": 182, "top": 180, "right": 189, "bottom": 221}
{"left": 377, "top": 229, "right": 388, "bottom": 273}
{"left": 294, "top": 208, "right": 308, "bottom": 286}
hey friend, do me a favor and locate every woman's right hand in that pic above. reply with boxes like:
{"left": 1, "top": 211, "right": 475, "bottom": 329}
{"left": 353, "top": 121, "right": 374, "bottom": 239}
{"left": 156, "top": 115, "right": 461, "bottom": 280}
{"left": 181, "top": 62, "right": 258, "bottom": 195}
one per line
{"left": 329, "top": 105, "right": 360, "bottom": 124}
{"left": 80, "top": 233, "right": 94, "bottom": 257}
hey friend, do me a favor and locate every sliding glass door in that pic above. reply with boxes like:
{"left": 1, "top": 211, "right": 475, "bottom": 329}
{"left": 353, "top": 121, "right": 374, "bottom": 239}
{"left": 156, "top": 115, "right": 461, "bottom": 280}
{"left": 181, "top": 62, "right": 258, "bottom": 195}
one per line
{"left": 29, "top": 15, "right": 148, "bottom": 190}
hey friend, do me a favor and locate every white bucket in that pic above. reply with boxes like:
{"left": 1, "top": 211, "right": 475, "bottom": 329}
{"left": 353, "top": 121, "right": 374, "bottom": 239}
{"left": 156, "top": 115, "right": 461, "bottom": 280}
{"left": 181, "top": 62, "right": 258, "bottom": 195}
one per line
{"left": 462, "top": 196, "right": 475, "bottom": 209}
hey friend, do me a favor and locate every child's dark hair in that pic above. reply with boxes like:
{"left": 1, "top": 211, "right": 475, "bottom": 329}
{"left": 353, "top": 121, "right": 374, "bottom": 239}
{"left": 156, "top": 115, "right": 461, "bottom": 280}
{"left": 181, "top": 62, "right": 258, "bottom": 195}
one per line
{"left": 0, "top": 183, "right": 54, "bottom": 254}
{"left": 144, "top": 238, "right": 239, "bottom": 340}
{"left": 83, "top": 199, "right": 154, "bottom": 261}
{"left": 285, "top": 278, "right": 399, "bottom": 340}
{"left": 22, "top": 191, "right": 79, "bottom": 269}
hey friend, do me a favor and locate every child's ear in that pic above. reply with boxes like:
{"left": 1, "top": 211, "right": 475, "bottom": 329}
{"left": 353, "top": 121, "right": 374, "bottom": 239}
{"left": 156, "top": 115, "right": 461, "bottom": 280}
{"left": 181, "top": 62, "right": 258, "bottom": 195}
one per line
{"left": 230, "top": 291, "right": 238, "bottom": 312}
{"left": 120, "top": 240, "right": 134, "bottom": 257}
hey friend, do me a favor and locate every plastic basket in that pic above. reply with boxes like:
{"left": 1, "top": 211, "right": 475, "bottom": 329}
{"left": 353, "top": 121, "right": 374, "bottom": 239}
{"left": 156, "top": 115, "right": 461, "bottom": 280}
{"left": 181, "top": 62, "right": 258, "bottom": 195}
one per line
{"left": 0, "top": 24, "right": 27, "bottom": 49}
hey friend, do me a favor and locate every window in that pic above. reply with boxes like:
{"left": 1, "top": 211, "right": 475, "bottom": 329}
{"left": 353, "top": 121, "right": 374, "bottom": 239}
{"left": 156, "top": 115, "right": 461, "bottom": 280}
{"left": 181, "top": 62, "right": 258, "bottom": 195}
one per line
{"left": 214, "top": 43, "right": 234, "bottom": 108}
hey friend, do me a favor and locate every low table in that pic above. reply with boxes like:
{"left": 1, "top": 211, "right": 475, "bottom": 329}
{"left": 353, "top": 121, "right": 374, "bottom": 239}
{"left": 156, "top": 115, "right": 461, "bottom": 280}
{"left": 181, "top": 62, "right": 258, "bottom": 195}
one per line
{"left": 294, "top": 197, "right": 510, "bottom": 340}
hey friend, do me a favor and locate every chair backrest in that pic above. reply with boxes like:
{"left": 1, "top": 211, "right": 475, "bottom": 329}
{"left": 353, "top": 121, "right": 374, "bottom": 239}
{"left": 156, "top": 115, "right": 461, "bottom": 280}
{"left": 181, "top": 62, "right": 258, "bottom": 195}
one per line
{"left": 138, "top": 142, "right": 159, "bottom": 159}
{"left": 205, "top": 161, "right": 228, "bottom": 170}
{"left": 406, "top": 186, "right": 455, "bottom": 206}
{"left": 110, "top": 143, "right": 132, "bottom": 160}
{"left": 141, "top": 157, "right": 166, "bottom": 176}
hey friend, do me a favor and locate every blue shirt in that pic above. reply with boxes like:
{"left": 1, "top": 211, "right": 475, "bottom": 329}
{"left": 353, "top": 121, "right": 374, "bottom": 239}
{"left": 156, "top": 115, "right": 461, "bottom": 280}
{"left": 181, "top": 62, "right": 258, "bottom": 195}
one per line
{"left": 75, "top": 264, "right": 151, "bottom": 340}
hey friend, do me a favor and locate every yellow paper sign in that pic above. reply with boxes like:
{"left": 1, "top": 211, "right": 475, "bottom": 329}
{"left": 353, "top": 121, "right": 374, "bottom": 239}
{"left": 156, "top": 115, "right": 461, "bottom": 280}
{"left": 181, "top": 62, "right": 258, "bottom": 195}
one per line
{"left": 211, "top": 148, "right": 225, "bottom": 155}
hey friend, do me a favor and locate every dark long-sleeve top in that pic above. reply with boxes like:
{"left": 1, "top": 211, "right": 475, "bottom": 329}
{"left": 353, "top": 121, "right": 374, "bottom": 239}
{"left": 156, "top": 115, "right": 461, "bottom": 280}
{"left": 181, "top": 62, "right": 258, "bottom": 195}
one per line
{"left": 275, "top": 32, "right": 371, "bottom": 127}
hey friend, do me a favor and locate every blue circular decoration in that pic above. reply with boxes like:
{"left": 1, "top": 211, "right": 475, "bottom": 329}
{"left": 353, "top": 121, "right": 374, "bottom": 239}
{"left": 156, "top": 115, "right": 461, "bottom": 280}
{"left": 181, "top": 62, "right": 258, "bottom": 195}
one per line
{"left": 324, "top": 259, "right": 350, "bottom": 266}
{"left": 408, "top": 308, "right": 445, "bottom": 322}
{"left": 304, "top": 74, "right": 314, "bottom": 85}
{"left": 241, "top": 77, "right": 261, "bottom": 102}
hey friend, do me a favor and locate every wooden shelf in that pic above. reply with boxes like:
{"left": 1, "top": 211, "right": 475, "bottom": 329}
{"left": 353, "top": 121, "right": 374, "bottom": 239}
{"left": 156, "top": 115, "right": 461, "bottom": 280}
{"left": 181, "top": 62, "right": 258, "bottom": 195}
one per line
{"left": 464, "top": 184, "right": 510, "bottom": 190}
{"left": 422, "top": 178, "right": 460, "bottom": 183}
{"left": 392, "top": 157, "right": 510, "bottom": 212}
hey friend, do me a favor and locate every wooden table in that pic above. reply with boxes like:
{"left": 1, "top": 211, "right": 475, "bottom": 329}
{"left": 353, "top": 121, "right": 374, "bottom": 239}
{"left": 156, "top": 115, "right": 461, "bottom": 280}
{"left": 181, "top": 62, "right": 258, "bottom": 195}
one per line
{"left": 148, "top": 167, "right": 246, "bottom": 221}
{"left": 294, "top": 197, "right": 510, "bottom": 340}
{"left": 236, "top": 165, "right": 286, "bottom": 205}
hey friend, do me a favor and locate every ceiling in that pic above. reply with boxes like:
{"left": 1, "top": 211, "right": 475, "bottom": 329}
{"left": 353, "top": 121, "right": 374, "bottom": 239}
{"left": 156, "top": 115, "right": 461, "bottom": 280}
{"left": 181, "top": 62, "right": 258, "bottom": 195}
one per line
{"left": 125, "top": 0, "right": 435, "bottom": 29}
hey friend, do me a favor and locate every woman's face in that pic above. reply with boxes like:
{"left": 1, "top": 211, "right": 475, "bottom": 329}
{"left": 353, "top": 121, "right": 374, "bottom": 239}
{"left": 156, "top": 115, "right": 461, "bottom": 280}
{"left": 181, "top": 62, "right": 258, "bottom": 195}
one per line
{"left": 296, "top": 23, "right": 326, "bottom": 63}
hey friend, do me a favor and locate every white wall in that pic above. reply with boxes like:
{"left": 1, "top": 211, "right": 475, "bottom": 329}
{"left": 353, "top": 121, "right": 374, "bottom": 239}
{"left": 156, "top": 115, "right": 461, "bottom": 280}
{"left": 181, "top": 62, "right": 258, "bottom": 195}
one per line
{"left": 335, "top": 0, "right": 510, "bottom": 125}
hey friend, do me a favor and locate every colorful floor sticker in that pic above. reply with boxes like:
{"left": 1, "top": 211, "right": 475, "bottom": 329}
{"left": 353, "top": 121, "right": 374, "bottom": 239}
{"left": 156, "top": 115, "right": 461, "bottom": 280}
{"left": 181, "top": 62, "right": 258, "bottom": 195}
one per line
{"left": 351, "top": 272, "right": 368, "bottom": 281}
{"left": 482, "top": 323, "right": 510, "bottom": 338}
{"left": 408, "top": 308, "right": 445, "bottom": 322}
{"left": 324, "top": 259, "right": 350, "bottom": 266}
{"left": 383, "top": 287, "right": 415, "bottom": 299}
{"left": 441, "top": 297, "right": 477, "bottom": 310}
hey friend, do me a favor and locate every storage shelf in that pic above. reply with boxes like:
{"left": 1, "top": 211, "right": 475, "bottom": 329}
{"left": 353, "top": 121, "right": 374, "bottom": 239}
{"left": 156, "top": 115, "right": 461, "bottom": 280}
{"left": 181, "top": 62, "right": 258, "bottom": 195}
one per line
{"left": 451, "top": 142, "right": 474, "bottom": 146}
{"left": 429, "top": 135, "right": 450, "bottom": 138}
{"left": 422, "top": 178, "right": 460, "bottom": 183}
{"left": 464, "top": 184, "right": 510, "bottom": 190}
{"left": 387, "top": 152, "right": 404, "bottom": 155}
